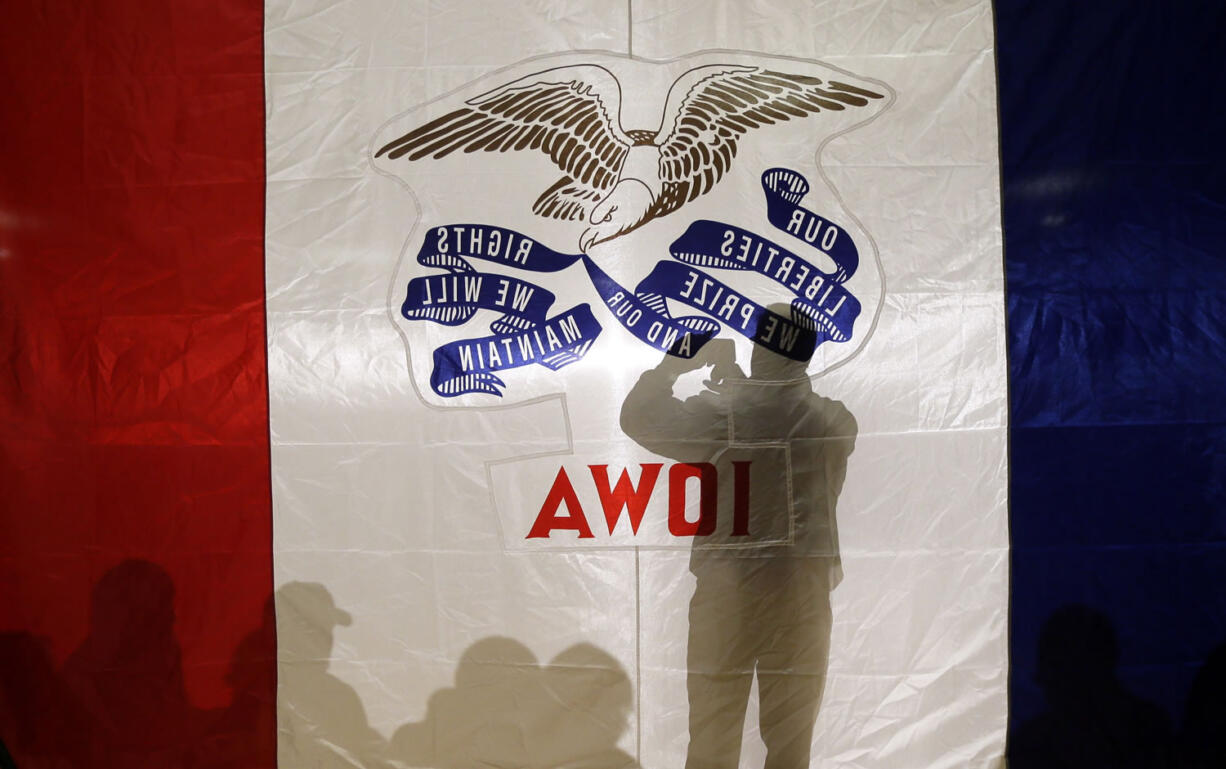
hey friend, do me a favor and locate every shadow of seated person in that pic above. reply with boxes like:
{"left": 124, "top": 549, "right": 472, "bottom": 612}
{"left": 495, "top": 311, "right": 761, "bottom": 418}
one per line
{"left": 199, "top": 594, "right": 277, "bottom": 769}
{"left": 60, "top": 560, "right": 206, "bottom": 768}
{"left": 1181, "top": 639, "right": 1226, "bottom": 769}
{"left": 1010, "top": 605, "right": 1173, "bottom": 769}
{"left": 391, "top": 638, "right": 637, "bottom": 769}
{"left": 0, "top": 631, "right": 89, "bottom": 768}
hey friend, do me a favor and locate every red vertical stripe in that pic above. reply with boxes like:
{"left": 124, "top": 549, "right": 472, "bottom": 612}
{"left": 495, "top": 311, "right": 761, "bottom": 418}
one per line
{"left": 0, "top": 1, "right": 273, "bottom": 766}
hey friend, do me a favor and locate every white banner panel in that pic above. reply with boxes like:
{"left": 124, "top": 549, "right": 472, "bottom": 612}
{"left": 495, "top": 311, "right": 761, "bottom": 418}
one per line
{"left": 266, "top": 2, "right": 1007, "bottom": 767}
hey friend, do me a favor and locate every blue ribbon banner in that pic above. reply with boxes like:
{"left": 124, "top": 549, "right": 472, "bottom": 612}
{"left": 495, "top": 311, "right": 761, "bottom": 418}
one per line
{"left": 402, "top": 168, "right": 863, "bottom": 397}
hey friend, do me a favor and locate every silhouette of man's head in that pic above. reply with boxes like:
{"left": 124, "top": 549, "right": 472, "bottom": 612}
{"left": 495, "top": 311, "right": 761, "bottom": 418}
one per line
{"left": 750, "top": 342, "right": 809, "bottom": 381}
{"left": 276, "top": 582, "right": 351, "bottom": 667}
{"left": 547, "top": 643, "right": 633, "bottom": 731}
{"left": 746, "top": 303, "right": 813, "bottom": 381}
{"left": 454, "top": 637, "right": 537, "bottom": 689}
{"left": 225, "top": 595, "right": 277, "bottom": 694}
{"left": 1036, "top": 604, "right": 1119, "bottom": 706}
{"left": 89, "top": 560, "right": 177, "bottom": 658}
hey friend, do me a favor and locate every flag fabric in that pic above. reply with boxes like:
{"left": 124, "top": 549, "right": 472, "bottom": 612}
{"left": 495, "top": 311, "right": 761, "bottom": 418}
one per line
{"left": 1, "top": 1, "right": 273, "bottom": 767}
{"left": 2, "top": 2, "right": 1222, "bottom": 769}
{"left": 997, "top": 3, "right": 1226, "bottom": 767}
{"left": 266, "top": 3, "right": 1008, "bottom": 767}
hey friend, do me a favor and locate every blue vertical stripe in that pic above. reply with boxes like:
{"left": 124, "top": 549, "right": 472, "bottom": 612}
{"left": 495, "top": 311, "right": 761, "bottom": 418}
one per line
{"left": 998, "top": 0, "right": 1226, "bottom": 757}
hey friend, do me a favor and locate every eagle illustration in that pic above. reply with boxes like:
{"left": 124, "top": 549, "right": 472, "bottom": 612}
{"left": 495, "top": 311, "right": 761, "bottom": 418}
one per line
{"left": 376, "top": 64, "right": 884, "bottom": 253}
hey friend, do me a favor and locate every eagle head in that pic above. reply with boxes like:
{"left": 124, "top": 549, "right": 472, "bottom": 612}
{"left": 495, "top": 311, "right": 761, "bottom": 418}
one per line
{"left": 579, "top": 178, "right": 656, "bottom": 253}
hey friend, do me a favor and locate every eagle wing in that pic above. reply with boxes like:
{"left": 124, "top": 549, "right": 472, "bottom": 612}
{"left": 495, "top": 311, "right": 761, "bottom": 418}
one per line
{"left": 650, "top": 65, "right": 886, "bottom": 218}
{"left": 376, "top": 65, "right": 633, "bottom": 222}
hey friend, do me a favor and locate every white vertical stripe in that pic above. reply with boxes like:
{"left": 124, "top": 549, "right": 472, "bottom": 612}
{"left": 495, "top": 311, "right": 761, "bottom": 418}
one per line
{"left": 266, "top": 2, "right": 1007, "bottom": 767}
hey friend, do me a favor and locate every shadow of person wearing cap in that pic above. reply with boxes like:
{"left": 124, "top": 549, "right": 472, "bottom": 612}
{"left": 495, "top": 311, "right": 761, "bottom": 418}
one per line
{"left": 620, "top": 320, "right": 857, "bottom": 769}
{"left": 276, "top": 582, "right": 390, "bottom": 769}
{"left": 390, "top": 637, "right": 638, "bottom": 769}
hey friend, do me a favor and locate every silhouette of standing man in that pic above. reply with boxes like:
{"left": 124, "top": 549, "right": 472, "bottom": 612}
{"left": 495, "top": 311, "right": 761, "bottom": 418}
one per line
{"left": 621, "top": 333, "right": 856, "bottom": 769}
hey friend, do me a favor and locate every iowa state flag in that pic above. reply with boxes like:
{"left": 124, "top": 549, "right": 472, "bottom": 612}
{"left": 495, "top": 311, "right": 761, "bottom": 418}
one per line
{"left": 4, "top": 1, "right": 1221, "bottom": 768}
